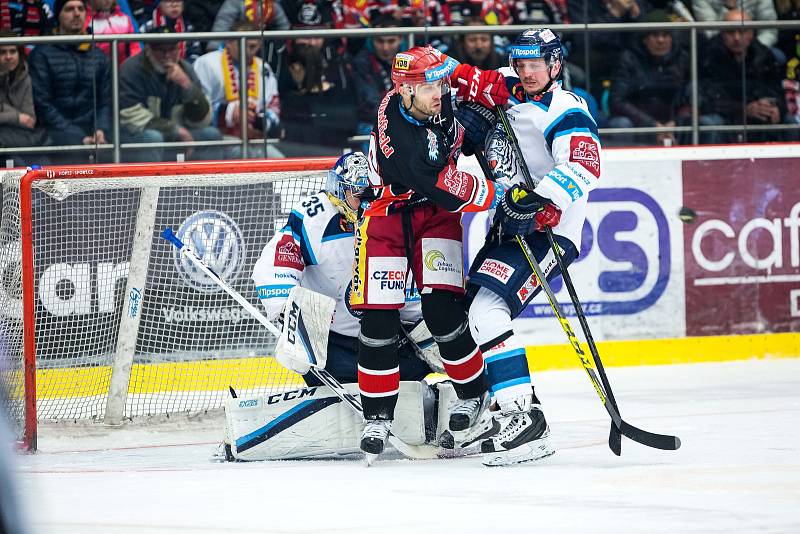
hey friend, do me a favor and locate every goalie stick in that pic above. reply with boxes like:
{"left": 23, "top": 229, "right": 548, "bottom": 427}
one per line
{"left": 161, "top": 228, "right": 438, "bottom": 460}
{"left": 485, "top": 107, "right": 681, "bottom": 454}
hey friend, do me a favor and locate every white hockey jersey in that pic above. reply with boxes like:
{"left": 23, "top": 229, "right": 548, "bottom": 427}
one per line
{"left": 496, "top": 68, "right": 603, "bottom": 250}
{"left": 252, "top": 192, "right": 421, "bottom": 338}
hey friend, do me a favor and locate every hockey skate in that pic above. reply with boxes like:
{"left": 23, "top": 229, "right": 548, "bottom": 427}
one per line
{"left": 480, "top": 401, "right": 554, "bottom": 467}
{"left": 360, "top": 419, "right": 392, "bottom": 465}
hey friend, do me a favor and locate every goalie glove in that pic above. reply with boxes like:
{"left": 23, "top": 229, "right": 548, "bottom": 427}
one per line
{"left": 275, "top": 287, "right": 335, "bottom": 375}
{"left": 494, "top": 185, "right": 561, "bottom": 236}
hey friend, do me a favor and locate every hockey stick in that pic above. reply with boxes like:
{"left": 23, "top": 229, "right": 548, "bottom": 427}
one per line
{"left": 489, "top": 107, "right": 680, "bottom": 453}
{"left": 161, "top": 228, "right": 438, "bottom": 460}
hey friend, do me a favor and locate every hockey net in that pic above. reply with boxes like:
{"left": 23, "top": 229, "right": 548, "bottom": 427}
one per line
{"left": 0, "top": 159, "right": 335, "bottom": 450}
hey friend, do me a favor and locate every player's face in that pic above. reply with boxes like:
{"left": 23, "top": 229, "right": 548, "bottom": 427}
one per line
{"left": 344, "top": 189, "right": 360, "bottom": 211}
{"left": 514, "top": 58, "right": 556, "bottom": 95}
{"left": 411, "top": 79, "right": 445, "bottom": 116}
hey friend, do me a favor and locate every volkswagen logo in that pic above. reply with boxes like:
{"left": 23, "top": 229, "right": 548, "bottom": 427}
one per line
{"left": 173, "top": 211, "right": 245, "bottom": 293}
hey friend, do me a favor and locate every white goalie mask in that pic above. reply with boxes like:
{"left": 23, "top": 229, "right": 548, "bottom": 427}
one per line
{"left": 485, "top": 124, "right": 532, "bottom": 188}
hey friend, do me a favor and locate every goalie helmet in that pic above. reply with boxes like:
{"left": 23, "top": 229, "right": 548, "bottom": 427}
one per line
{"left": 391, "top": 45, "right": 459, "bottom": 90}
{"left": 509, "top": 28, "right": 563, "bottom": 74}
{"left": 325, "top": 152, "right": 369, "bottom": 222}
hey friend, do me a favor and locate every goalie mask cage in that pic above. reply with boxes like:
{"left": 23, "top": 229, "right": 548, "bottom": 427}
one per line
{"left": 0, "top": 159, "right": 336, "bottom": 451}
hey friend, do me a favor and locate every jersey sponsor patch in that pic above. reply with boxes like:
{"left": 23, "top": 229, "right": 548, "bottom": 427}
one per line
{"left": 393, "top": 53, "right": 413, "bottom": 70}
{"left": 274, "top": 234, "right": 304, "bottom": 270}
{"left": 477, "top": 259, "right": 515, "bottom": 284}
{"left": 516, "top": 273, "right": 539, "bottom": 303}
{"left": 569, "top": 136, "right": 600, "bottom": 178}
{"left": 436, "top": 165, "right": 473, "bottom": 201}
{"left": 421, "top": 238, "right": 463, "bottom": 288}
{"left": 367, "top": 256, "right": 407, "bottom": 305}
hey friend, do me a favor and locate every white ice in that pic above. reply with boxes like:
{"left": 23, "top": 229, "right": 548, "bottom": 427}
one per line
{"left": 10, "top": 359, "right": 800, "bottom": 534}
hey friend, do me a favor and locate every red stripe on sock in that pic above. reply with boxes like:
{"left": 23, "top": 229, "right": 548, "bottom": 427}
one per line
{"left": 358, "top": 368, "right": 400, "bottom": 396}
{"left": 442, "top": 348, "right": 484, "bottom": 383}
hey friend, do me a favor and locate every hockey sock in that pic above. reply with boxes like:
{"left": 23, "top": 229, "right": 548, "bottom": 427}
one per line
{"left": 469, "top": 288, "right": 533, "bottom": 408}
{"left": 422, "top": 291, "right": 486, "bottom": 399}
{"left": 358, "top": 309, "right": 401, "bottom": 420}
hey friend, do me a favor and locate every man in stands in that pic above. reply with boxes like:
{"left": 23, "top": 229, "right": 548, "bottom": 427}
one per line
{"left": 119, "top": 25, "right": 222, "bottom": 162}
{"left": 448, "top": 17, "right": 505, "bottom": 71}
{"left": 700, "top": 9, "right": 787, "bottom": 142}
{"left": 140, "top": 0, "right": 201, "bottom": 62}
{"left": 194, "top": 20, "right": 282, "bottom": 158}
{"left": 271, "top": 0, "right": 357, "bottom": 155}
{"left": 28, "top": 0, "right": 111, "bottom": 163}
{"left": 608, "top": 9, "right": 690, "bottom": 145}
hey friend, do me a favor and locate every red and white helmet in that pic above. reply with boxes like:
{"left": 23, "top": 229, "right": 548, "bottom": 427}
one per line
{"left": 391, "top": 45, "right": 459, "bottom": 89}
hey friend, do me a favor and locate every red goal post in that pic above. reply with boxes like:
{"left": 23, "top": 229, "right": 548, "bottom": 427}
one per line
{"left": 1, "top": 158, "right": 337, "bottom": 451}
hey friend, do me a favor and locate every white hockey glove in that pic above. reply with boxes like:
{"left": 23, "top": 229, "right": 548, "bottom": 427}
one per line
{"left": 402, "top": 319, "right": 444, "bottom": 374}
{"left": 275, "top": 287, "right": 335, "bottom": 375}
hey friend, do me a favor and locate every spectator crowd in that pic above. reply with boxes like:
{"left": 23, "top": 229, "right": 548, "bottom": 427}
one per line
{"left": 0, "top": 0, "right": 798, "bottom": 165}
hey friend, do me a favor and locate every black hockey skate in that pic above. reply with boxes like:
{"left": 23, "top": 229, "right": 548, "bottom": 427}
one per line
{"left": 481, "top": 404, "right": 554, "bottom": 466}
{"left": 360, "top": 419, "right": 392, "bottom": 465}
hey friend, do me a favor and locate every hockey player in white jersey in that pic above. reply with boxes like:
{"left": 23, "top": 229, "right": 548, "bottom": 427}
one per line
{"left": 252, "top": 151, "right": 435, "bottom": 385}
{"left": 463, "top": 28, "right": 603, "bottom": 466}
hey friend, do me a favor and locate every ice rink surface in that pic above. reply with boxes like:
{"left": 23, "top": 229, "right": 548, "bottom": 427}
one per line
{"left": 11, "top": 359, "right": 800, "bottom": 534}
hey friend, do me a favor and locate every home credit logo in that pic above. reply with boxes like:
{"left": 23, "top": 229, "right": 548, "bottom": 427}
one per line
{"left": 683, "top": 159, "right": 800, "bottom": 335}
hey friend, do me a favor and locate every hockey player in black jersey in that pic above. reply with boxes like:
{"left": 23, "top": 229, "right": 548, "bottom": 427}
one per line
{"left": 351, "top": 45, "right": 517, "bottom": 458}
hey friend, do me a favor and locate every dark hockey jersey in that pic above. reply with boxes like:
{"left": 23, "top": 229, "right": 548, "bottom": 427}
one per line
{"left": 365, "top": 90, "right": 501, "bottom": 216}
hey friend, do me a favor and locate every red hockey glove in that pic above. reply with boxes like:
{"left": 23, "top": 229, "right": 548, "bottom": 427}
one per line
{"left": 450, "top": 64, "right": 510, "bottom": 109}
{"left": 534, "top": 203, "right": 561, "bottom": 231}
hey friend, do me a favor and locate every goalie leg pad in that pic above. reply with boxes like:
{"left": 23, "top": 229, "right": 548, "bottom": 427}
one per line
{"left": 225, "top": 382, "right": 433, "bottom": 461}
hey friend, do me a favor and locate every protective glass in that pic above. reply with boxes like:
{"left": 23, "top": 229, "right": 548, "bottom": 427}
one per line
{"left": 413, "top": 79, "right": 450, "bottom": 97}
{"left": 512, "top": 58, "right": 550, "bottom": 74}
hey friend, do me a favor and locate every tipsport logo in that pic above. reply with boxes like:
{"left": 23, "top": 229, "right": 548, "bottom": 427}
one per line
{"left": 522, "top": 188, "right": 671, "bottom": 317}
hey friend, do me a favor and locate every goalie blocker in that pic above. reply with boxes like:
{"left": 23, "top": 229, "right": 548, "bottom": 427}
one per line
{"left": 224, "top": 381, "right": 458, "bottom": 460}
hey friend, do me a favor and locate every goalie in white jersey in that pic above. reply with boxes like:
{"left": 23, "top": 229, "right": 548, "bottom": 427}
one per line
{"left": 223, "top": 153, "right": 451, "bottom": 461}
{"left": 461, "top": 29, "right": 603, "bottom": 466}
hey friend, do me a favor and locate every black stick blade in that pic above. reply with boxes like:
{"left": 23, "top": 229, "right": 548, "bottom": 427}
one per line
{"left": 609, "top": 425, "right": 622, "bottom": 456}
{"left": 620, "top": 421, "right": 681, "bottom": 451}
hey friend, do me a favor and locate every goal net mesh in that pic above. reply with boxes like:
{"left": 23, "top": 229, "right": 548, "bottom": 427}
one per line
{"left": 0, "top": 163, "right": 331, "bottom": 442}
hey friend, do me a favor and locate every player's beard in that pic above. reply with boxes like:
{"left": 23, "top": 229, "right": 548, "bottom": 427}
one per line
{"left": 414, "top": 98, "right": 441, "bottom": 117}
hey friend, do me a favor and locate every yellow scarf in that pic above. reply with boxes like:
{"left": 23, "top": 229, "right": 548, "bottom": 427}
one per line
{"left": 221, "top": 48, "right": 260, "bottom": 103}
